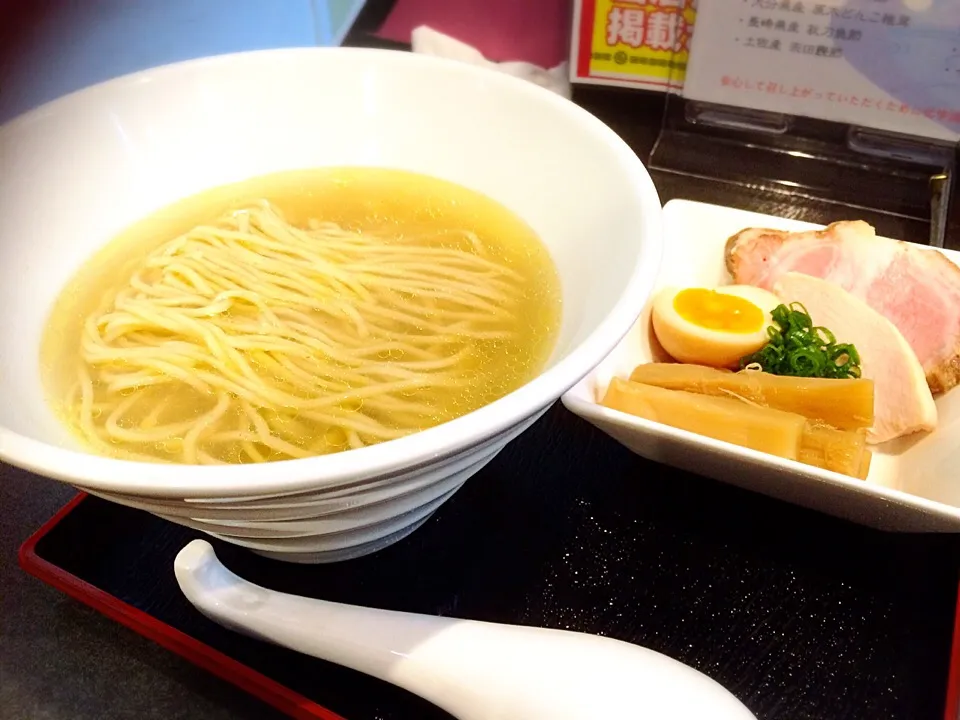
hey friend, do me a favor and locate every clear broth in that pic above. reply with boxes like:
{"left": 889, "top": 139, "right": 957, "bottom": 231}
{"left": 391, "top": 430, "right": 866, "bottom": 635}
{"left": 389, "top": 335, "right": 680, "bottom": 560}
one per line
{"left": 41, "top": 168, "right": 562, "bottom": 463}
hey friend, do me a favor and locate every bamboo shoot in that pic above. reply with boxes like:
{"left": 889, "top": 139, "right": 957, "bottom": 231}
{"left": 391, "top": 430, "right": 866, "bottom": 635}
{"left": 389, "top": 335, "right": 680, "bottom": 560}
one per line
{"left": 628, "top": 363, "right": 874, "bottom": 430}
{"left": 601, "top": 378, "right": 805, "bottom": 460}
{"left": 798, "top": 424, "right": 870, "bottom": 479}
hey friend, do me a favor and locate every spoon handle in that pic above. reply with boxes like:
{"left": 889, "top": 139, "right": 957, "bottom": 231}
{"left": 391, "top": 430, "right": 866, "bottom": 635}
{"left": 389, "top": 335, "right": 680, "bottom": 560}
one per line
{"left": 175, "top": 540, "right": 756, "bottom": 720}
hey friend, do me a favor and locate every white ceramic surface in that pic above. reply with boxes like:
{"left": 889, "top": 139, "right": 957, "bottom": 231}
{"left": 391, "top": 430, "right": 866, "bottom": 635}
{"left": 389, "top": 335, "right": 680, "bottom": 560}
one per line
{"left": 563, "top": 199, "right": 960, "bottom": 532}
{"left": 175, "top": 539, "right": 757, "bottom": 719}
{"left": 0, "top": 48, "right": 663, "bottom": 560}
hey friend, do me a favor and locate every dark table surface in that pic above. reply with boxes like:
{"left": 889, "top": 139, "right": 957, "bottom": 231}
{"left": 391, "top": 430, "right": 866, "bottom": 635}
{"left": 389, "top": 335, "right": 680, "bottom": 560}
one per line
{"left": 2, "top": 4, "right": 957, "bottom": 720}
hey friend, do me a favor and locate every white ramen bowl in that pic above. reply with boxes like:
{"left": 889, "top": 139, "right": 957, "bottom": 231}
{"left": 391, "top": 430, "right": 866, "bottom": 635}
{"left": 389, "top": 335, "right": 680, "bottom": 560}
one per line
{"left": 0, "top": 48, "right": 662, "bottom": 562}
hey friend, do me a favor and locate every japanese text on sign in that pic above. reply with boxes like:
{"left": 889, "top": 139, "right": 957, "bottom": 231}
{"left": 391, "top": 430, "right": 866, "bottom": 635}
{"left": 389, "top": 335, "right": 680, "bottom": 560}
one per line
{"left": 573, "top": 0, "right": 698, "bottom": 92}
{"left": 683, "top": 0, "right": 960, "bottom": 142}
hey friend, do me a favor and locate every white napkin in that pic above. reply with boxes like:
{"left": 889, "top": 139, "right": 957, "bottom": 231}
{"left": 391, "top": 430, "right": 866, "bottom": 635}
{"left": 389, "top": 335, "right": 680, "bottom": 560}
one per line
{"left": 411, "top": 26, "right": 571, "bottom": 99}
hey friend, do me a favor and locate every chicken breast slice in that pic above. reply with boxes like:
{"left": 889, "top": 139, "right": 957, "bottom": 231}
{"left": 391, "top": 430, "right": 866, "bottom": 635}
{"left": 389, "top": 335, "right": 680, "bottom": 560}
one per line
{"left": 772, "top": 272, "right": 936, "bottom": 444}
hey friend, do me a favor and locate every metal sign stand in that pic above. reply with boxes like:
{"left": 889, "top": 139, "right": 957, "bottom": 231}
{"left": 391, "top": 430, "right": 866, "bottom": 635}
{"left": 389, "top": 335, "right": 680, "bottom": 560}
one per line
{"left": 649, "top": 94, "right": 958, "bottom": 248}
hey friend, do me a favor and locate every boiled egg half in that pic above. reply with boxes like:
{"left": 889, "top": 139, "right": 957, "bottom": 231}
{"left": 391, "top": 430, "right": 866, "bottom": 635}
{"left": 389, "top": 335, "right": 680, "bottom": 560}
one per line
{"left": 651, "top": 285, "right": 782, "bottom": 368}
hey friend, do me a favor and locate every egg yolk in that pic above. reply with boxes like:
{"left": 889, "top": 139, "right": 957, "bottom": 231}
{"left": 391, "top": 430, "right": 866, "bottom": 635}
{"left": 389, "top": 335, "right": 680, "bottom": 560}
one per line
{"left": 672, "top": 289, "right": 765, "bottom": 333}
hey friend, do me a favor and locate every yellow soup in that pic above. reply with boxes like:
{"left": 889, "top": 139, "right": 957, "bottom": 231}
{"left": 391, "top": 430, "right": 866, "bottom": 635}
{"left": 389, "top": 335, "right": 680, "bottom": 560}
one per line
{"left": 41, "top": 168, "right": 563, "bottom": 465}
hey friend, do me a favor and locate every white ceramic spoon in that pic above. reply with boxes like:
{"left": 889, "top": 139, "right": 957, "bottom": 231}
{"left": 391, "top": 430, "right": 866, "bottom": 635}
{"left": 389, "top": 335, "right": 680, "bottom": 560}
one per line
{"left": 175, "top": 540, "right": 757, "bottom": 720}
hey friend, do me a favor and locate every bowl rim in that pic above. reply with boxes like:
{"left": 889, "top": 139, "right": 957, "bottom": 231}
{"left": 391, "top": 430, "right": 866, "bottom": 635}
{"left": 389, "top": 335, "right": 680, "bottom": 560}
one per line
{"left": 0, "top": 46, "right": 663, "bottom": 498}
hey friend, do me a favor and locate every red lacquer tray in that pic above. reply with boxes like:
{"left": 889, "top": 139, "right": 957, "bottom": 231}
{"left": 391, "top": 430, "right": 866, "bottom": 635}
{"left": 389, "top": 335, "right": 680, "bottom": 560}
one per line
{"left": 19, "top": 493, "right": 346, "bottom": 720}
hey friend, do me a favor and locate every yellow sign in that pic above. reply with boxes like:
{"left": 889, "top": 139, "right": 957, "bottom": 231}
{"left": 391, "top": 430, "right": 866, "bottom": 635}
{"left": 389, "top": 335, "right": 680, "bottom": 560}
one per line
{"left": 573, "top": 0, "right": 697, "bottom": 91}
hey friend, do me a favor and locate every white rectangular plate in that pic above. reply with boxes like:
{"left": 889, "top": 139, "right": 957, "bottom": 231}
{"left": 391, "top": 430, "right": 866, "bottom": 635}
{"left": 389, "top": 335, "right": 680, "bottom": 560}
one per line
{"left": 562, "top": 199, "right": 960, "bottom": 532}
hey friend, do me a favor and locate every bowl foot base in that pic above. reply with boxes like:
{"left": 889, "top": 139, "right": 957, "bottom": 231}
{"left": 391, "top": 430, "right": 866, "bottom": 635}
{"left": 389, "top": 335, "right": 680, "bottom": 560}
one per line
{"left": 247, "top": 513, "right": 435, "bottom": 564}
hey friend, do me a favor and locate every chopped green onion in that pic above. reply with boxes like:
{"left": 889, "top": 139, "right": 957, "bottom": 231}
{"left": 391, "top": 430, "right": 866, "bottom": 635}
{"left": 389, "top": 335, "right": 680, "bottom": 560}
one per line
{"left": 739, "top": 303, "right": 861, "bottom": 379}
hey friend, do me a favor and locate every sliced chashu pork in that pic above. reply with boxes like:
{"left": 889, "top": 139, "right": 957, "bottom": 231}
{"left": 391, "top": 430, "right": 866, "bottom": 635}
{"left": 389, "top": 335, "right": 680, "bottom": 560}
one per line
{"left": 726, "top": 221, "right": 960, "bottom": 394}
{"left": 773, "top": 272, "right": 936, "bottom": 444}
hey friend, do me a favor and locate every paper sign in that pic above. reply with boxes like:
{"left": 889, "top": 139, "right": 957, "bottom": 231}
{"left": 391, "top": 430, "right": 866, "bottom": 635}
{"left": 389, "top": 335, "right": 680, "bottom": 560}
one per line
{"left": 571, "top": 0, "right": 698, "bottom": 91}
{"left": 683, "top": 0, "right": 960, "bottom": 143}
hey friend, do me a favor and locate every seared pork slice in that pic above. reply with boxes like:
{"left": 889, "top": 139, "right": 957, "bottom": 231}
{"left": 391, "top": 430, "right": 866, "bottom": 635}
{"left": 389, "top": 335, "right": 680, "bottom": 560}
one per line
{"left": 725, "top": 221, "right": 960, "bottom": 394}
{"left": 773, "top": 272, "right": 936, "bottom": 444}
